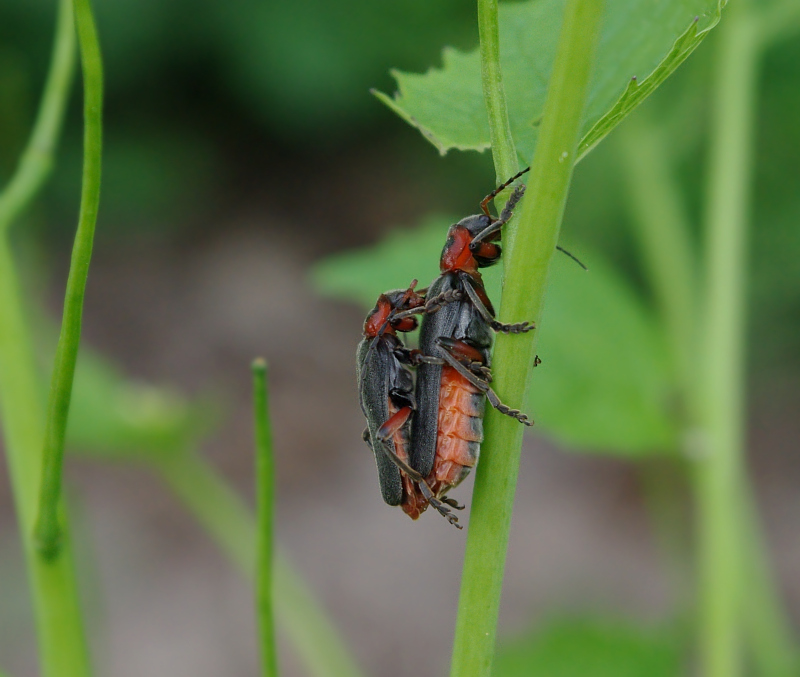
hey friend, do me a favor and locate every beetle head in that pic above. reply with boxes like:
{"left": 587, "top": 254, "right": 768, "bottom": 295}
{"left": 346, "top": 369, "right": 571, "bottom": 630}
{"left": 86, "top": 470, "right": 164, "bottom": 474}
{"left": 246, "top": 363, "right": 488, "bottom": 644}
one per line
{"left": 363, "top": 282, "right": 425, "bottom": 338}
{"left": 440, "top": 214, "right": 502, "bottom": 273}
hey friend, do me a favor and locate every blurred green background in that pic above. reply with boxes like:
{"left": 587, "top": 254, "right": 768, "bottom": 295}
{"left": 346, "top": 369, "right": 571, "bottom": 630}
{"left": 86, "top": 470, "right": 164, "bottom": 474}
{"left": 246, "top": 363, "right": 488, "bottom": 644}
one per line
{"left": 0, "top": 1, "right": 798, "bottom": 676}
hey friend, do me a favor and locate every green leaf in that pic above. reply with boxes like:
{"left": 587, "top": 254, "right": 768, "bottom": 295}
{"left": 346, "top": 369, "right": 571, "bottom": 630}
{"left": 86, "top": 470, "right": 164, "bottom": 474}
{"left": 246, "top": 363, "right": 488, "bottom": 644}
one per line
{"left": 530, "top": 254, "right": 676, "bottom": 454}
{"left": 310, "top": 214, "right": 447, "bottom": 307}
{"left": 311, "top": 215, "right": 676, "bottom": 455}
{"left": 494, "top": 617, "right": 681, "bottom": 677}
{"left": 66, "top": 350, "right": 217, "bottom": 459}
{"left": 374, "top": 0, "right": 724, "bottom": 161}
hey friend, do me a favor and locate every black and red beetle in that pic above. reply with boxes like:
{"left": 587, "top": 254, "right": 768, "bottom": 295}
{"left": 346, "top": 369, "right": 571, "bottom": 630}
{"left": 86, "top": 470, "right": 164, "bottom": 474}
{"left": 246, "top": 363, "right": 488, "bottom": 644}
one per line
{"left": 408, "top": 176, "right": 536, "bottom": 514}
{"left": 358, "top": 169, "right": 580, "bottom": 527}
{"left": 356, "top": 281, "right": 462, "bottom": 527}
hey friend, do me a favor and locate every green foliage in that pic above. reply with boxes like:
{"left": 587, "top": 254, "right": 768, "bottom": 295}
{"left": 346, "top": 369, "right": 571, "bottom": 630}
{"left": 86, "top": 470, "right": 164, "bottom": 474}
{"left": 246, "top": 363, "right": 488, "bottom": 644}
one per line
{"left": 374, "top": 0, "right": 723, "bottom": 160}
{"left": 493, "top": 617, "right": 681, "bottom": 677}
{"left": 532, "top": 255, "right": 674, "bottom": 454}
{"left": 311, "top": 214, "right": 445, "bottom": 307}
{"left": 66, "top": 350, "right": 217, "bottom": 460}
{"left": 312, "top": 215, "right": 676, "bottom": 455}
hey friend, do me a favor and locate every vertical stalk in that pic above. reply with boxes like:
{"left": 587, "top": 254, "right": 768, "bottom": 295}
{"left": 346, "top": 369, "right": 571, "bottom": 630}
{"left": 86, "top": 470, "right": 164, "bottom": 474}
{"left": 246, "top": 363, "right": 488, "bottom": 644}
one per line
{"left": 252, "top": 360, "right": 278, "bottom": 677}
{"left": 0, "top": 0, "right": 75, "bottom": 235}
{"left": 696, "top": 3, "right": 758, "bottom": 676}
{"left": 477, "top": 0, "right": 518, "bottom": 185}
{"left": 34, "top": 0, "right": 104, "bottom": 557}
{"left": 0, "top": 245, "right": 91, "bottom": 677}
{"left": 0, "top": 0, "right": 91, "bottom": 674}
{"left": 450, "top": 2, "right": 604, "bottom": 675}
{"left": 620, "top": 106, "right": 796, "bottom": 675}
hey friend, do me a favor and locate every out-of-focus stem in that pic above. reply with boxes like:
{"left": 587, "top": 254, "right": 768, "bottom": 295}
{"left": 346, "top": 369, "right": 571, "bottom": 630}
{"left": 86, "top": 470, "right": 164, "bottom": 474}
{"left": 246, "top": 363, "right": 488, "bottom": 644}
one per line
{"left": 0, "top": 0, "right": 75, "bottom": 235}
{"left": 696, "top": 3, "right": 758, "bottom": 675}
{"left": 477, "top": 0, "right": 518, "bottom": 187}
{"left": 0, "top": 0, "right": 91, "bottom": 673}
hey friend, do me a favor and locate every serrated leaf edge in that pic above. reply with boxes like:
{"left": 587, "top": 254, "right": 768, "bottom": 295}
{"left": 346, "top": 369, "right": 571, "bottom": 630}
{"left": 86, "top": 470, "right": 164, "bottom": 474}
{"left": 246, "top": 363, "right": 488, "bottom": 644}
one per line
{"left": 374, "top": 0, "right": 727, "bottom": 160}
{"left": 576, "top": 0, "right": 727, "bottom": 161}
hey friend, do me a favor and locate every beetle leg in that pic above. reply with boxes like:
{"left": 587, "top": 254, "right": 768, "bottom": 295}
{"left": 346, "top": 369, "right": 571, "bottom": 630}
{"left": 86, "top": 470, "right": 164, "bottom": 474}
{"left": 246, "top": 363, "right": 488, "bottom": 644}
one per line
{"left": 362, "top": 428, "right": 372, "bottom": 445}
{"left": 406, "top": 349, "right": 445, "bottom": 367}
{"left": 373, "top": 441, "right": 462, "bottom": 529}
{"left": 466, "top": 360, "right": 493, "bottom": 381}
{"left": 473, "top": 185, "right": 526, "bottom": 245}
{"left": 415, "top": 481, "right": 463, "bottom": 529}
{"left": 423, "top": 288, "right": 464, "bottom": 314}
{"left": 440, "top": 495, "right": 465, "bottom": 510}
{"left": 390, "top": 305, "right": 427, "bottom": 322}
{"left": 434, "top": 338, "right": 534, "bottom": 426}
{"left": 459, "top": 274, "right": 534, "bottom": 334}
{"left": 376, "top": 406, "right": 413, "bottom": 442}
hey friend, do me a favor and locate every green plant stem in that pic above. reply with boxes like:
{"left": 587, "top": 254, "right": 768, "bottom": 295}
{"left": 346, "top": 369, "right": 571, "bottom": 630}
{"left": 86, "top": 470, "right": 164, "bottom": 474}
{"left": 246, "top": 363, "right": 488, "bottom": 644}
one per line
{"left": 0, "top": 0, "right": 75, "bottom": 236}
{"left": 449, "top": 2, "right": 604, "bottom": 675}
{"left": 696, "top": 4, "right": 758, "bottom": 676}
{"left": 0, "top": 0, "right": 91, "bottom": 674}
{"left": 252, "top": 360, "right": 278, "bottom": 677}
{"left": 153, "top": 453, "right": 366, "bottom": 677}
{"left": 477, "top": 0, "right": 517, "bottom": 186}
{"left": 619, "top": 108, "right": 796, "bottom": 675}
{"left": 34, "top": 0, "right": 104, "bottom": 558}
{"left": 0, "top": 245, "right": 92, "bottom": 677}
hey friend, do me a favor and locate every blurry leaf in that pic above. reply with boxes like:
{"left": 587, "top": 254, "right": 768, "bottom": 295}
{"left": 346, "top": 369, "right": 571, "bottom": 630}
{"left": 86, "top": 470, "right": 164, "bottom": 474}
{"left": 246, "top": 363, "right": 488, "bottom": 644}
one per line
{"left": 531, "top": 254, "right": 676, "bottom": 454}
{"left": 494, "top": 617, "right": 681, "bottom": 677}
{"left": 312, "top": 214, "right": 676, "bottom": 455}
{"left": 67, "top": 349, "right": 218, "bottom": 460}
{"left": 311, "top": 214, "right": 447, "bottom": 307}
{"left": 374, "top": 0, "right": 724, "bottom": 160}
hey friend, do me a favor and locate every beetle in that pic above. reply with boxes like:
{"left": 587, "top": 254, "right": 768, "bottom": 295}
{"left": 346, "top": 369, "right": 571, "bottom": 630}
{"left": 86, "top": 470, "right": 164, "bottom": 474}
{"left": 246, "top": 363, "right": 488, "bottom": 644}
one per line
{"left": 408, "top": 176, "right": 536, "bottom": 509}
{"left": 356, "top": 280, "right": 462, "bottom": 527}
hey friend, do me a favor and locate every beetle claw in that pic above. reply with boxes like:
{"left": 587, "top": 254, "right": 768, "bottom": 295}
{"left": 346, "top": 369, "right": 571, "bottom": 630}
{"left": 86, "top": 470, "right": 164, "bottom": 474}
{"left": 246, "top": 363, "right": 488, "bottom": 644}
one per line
{"left": 440, "top": 495, "right": 465, "bottom": 510}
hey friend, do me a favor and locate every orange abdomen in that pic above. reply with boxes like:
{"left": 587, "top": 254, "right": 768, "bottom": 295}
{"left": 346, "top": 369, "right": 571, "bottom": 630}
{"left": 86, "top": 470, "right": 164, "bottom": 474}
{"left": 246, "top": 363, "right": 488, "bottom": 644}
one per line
{"left": 389, "top": 402, "right": 427, "bottom": 520}
{"left": 428, "top": 365, "right": 484, "bottom": 495}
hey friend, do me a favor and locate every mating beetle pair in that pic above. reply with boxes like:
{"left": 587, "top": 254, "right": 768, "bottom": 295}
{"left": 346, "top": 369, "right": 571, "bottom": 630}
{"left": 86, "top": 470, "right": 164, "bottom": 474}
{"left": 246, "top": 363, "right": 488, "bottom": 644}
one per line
{"left": 357, "top": 170, "right": 537, "bottom": 529}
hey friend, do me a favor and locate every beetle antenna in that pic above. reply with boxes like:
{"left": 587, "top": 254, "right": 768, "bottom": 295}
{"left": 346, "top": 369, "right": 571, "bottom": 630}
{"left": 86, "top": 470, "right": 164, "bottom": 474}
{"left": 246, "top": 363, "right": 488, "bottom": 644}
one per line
{"left": 480, "top": 166, "right": 530, "bottom": 217}
{"left": 556, "top": 245, "right": 588, "bottom": 271}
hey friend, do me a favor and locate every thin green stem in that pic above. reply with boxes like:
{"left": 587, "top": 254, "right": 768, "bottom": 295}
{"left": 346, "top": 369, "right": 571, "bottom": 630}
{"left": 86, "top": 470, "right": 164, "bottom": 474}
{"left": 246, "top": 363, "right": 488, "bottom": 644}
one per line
{"left": 477, "top": 0, "right": 517, "bottom": 186}
{"left": 0, "top": 0, "right": 90, "bottom": 673}
{"left": 252, "top": 360, "right": 278, "bottom": 677}
{"left": 696, "top": 4, "right": 758, "bottom": 676}
{"left": 0, "top": 245, "right": 92, "bottom": 677}
{"left": 153, "top": 453, "right": 366, "bottom": 677}
{"left": 619, "top": 104, "right": 796, "bottom": 675}
{"left": 449, "top": 2, "right": 604, "bottom": 675}
{"left": 34, "top": 0, "right": 104, "bottom": 558}
{"left": 0, "top": 0, "right": 75, "bottom": 235}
